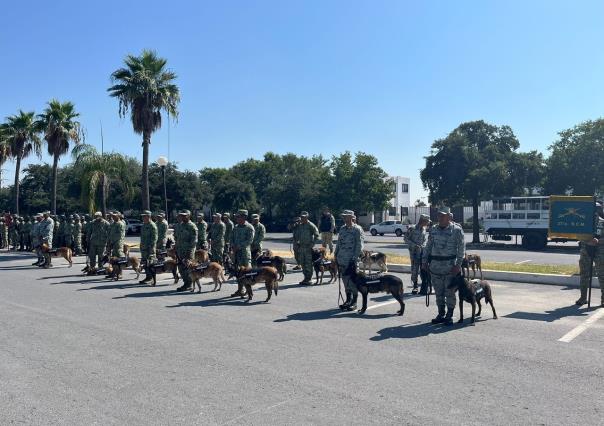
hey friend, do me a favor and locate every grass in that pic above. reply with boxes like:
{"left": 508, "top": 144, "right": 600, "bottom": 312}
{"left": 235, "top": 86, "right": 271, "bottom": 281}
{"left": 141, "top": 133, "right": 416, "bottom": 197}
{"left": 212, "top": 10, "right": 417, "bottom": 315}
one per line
{"left": 270, "top": 249, "right": 579, "bottom": 276}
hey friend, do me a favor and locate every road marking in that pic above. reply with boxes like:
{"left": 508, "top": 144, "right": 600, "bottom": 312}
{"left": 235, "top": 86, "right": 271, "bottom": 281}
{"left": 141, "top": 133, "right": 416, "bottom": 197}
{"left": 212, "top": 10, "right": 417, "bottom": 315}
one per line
{"left": 366, "top": 300, "right": 399, "bottom": 311}
{"left": 558, "top": 308, "right": 604, "bottom": 343}
{"left": 515, "top": 260, "right": 532, "bottom": 265}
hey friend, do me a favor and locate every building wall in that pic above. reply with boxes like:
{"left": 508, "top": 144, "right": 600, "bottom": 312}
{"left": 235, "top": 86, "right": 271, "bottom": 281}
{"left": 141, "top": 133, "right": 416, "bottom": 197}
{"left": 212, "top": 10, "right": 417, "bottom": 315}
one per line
{"left": 357, "top": 176, "right": 411, "bottom": 228}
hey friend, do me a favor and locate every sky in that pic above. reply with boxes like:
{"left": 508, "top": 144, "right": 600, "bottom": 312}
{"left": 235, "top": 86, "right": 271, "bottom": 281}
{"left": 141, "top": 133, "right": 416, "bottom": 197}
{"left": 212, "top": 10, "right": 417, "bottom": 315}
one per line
{"left": 1, "top": 0, "right": 604, "bottom": 204}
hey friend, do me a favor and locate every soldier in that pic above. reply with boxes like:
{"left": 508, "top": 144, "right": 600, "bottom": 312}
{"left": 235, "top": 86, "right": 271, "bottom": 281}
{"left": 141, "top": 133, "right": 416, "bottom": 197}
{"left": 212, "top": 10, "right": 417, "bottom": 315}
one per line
{"left": 0, "top": 217, "right": 6, "bottom": 249}
{"left": 319, "top": 208, "right": 336, "bottom": 254}
{"left": 576, "top": 202, "right": 604, "bottom": 307}
{"left": 155, "top": 212, "right": 168, "bottom": 251}
{"left": 84, "top": 215, "right": 93, "bottom": 255}
{"left": 22, "top": 217, "right": 32, "bottom": 251}
{"left": 52, "top": 216, "right": 61, "bottom": 248}
{"left": 222, "top": 213, "right": 234, "bottom": 255}
{"left": 139, "top": 210, "right": 158, "bottom": 284}
{"left": 9, "top": 215, "right": 19, "bottom": 250}
{"left": 87, "top": 212, "right": 109, "bottom": 274}
{"left": 423, "top": 207, "right": 465, "bottom": 326}
{"left": 293, "top": 211, "right": 320, "bottom": 285}
{"left": 288, "top": 216, "right": 302, "bottom": 270}
{"left": 17, "top": 217, "right": 25, "bottom": 251}
{"left": 405, "top": 214, "right": 430, "bottom": 294}
{"left": 335, "top": 210, "right": 364, "bottom": 310}
{"left": 208, "top": 213, "right": 225, "bottom": 263}
{"left": 196, "top": 213, "right": 208, "bottom": 250}
{"left": 173, "top": 210, "right": 198, "bottom": 292}
{"left": 107, "top": 211, "right": 126, "bottom": 257}
{"left": 251, "top": 213, "right": 266, "bottom": 264}
{"left": 72, "top": 215, "right": 83, "bottom": 256}
{"left": 31, "top": 214, "right": 44, "bottom": 265}
{"left": 39, "top": 212, "right": 55, "bottom": 268}
{"left": 63, "top": 216, "right": 74, "bottom": 249}
{"left": 230, "top": 209, "right": 255, "bottom": 297}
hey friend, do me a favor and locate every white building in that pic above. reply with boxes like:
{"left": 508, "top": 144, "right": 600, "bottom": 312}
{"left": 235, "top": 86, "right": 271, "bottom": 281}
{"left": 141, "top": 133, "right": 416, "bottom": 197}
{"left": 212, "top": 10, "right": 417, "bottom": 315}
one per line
{"left": 356, "top": 176, "right": 411, "bottom": 228}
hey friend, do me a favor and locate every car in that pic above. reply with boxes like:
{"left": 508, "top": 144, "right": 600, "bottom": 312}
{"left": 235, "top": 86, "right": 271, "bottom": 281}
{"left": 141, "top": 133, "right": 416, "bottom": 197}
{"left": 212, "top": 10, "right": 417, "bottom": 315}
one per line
{"left": 369, "top": 220, "right": 408, "bottom": 237}
{"left": 125, "top": 218, "right": 143, "bottom": 235}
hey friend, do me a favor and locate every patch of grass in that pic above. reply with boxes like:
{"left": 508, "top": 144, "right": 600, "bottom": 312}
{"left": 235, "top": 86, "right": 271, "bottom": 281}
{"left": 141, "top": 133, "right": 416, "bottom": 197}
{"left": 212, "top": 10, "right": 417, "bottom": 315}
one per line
{"left": 271, "top": 249, "right": 579, "bottom": 276}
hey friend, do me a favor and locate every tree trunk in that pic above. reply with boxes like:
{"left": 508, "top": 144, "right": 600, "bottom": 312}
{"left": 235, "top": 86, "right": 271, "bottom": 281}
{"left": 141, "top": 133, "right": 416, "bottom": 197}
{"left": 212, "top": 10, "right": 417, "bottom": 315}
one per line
{"left": 101, "top": 174, "right": 107, "bottom": 216}
{"left": 472, "top": 196, "right": 480, "bottom": 244}
{"left": 51, "top": 154, "right": 59, "bottom": 215}
{"left": 14, "top": 155, "right": 21, "bottom": 215}
{"left": 141, "top": 132, "right": 151, "bottom": 210}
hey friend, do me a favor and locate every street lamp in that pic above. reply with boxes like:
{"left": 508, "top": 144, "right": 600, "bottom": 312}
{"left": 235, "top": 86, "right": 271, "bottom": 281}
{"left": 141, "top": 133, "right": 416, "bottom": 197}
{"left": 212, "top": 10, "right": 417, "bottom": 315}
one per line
{"left": 157, "top": 156, "right": 169, "bottom": 222}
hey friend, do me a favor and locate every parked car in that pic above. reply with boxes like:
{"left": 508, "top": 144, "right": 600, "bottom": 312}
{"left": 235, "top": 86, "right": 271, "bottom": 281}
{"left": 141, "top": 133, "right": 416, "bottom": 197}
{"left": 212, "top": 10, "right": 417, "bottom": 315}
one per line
{"left": 369, "top": 220, "right": 408, "bottom": 237}
{"left": 125, "top": 218, "right": 143, "bottom": 235}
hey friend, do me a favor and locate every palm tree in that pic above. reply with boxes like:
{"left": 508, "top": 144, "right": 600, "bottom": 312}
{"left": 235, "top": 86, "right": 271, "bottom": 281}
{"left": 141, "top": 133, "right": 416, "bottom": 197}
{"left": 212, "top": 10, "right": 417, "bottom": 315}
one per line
{"left": 0, "top": 128, "right": 10, "bottom": 189}
{"left": 1, "top": 110, "right": 42, "bottom": 214}
{"left": 72, "top": 144, "right": 133, "bottom": 215}
{"left": 107, "top": 50, "right": 180, "bottom": 210}
{"left": 38, "top": 100, "right": 82, "bottom": 214}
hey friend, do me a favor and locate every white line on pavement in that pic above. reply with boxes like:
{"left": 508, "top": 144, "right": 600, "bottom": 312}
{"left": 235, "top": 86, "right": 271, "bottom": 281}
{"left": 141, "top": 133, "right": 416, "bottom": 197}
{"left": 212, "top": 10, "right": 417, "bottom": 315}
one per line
{"left": 366, "top": 300, "right": 399, "bottom": 311}
{"left": 558, "top": 308, "right": 604, "bottom": 343}
{"left": 515, "top": 260, "right": 532, "bottom": 265}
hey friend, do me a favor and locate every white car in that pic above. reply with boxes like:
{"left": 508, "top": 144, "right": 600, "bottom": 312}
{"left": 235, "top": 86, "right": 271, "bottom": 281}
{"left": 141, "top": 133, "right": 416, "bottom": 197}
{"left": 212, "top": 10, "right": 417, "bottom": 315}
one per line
{"left": 125, "top": 218, "right": 143, "bottom": 235}
{"left": 369, "top": 220, "right": 408, "bottom": 237}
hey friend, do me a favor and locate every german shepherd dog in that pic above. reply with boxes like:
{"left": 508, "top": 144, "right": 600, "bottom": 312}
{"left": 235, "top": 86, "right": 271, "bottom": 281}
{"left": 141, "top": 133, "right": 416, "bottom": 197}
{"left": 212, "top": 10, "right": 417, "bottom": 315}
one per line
{"left": 345, "top": 263, "right": 405, "bottom": 315}
{"left": 360, "top": 250, "right": 388, "bottom": 274}
{"left": 462, "top": 254, "right": 483, "bottom": 280}
{"left": 447, "top": 274, "right": 497, "bottom": 324}
{"left": 187, "top": 261, "right": 226, "bottom": 292}
{"left": 256, "top": 249, "right": 287, "bottom": 281}
{"left": 311, "top": 247, "right": 337, "bottom": 284}
{"left": 105, "top": 255, "right": 142, "bottom": 281}
{"left": 233, "top": 266, "right": 279, "bottom": 302}
{"left": 149, "top": 258, "right": 180, "bottom": 286}
{"left": 167, "top": 247, "right": 209, "bottom": 264}
{"left": 40, "top": 244, "right": 73, "bottom": 267}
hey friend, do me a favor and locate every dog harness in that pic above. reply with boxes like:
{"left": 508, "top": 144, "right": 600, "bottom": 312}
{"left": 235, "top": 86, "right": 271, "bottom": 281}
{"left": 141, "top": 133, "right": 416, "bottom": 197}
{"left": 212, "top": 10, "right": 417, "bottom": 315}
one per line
{"left": 116, "top": 257, "right": 128, "bottom": 265}
{"left": 194, "top": 263, "right": 210, "bottom": 272}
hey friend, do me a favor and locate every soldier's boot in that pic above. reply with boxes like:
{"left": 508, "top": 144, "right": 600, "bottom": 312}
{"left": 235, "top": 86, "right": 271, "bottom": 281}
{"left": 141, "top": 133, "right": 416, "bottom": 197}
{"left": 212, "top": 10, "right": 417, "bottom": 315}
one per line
{"left": 293, "top": 265, "right": 302, "bottom": 271}
{"left": 177, "top": 282, "right": 192, "bottom": 292}
{"left": 346, "top": 293, "right": 358, "bottom": 311}
{"left": 443, "top": 307, "right": 455, "bottom": 326}
{"left": 431, "top": 306, "right": 446, "bottom": 324}
{"left": 575, "top": 287, "right": 588, "bottom": 305}
{"left": 411, "top": 280, "right": 419, "bottom": 295}
{"left": 339, "top": 291, "right": 352, "bottom": 310}
{"left": 418, "top": 281, "right": 428, "bottom": 295}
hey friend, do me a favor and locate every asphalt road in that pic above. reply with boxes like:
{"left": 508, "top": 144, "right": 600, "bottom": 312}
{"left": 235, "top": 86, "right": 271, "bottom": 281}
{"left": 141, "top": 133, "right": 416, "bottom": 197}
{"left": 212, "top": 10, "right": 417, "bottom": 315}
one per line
{"left": 1, "top": 252, "right": 603, "bottom": 425}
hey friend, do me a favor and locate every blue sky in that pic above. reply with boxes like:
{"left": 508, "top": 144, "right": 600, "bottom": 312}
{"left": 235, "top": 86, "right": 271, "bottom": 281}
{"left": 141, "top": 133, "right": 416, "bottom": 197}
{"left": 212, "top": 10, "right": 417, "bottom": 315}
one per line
{"left": 1, "top": 0, "right": 603, "bottom": 203}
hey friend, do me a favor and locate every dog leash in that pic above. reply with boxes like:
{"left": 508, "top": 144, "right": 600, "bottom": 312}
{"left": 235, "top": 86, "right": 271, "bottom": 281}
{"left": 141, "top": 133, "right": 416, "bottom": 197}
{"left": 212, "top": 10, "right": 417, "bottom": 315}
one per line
{"left": 336, "top": 262, "right": 345, "bottom": 307}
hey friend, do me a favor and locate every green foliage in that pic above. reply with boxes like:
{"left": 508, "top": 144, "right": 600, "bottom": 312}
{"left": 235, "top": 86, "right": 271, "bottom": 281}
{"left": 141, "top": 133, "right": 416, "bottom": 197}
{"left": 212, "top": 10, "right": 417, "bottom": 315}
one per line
{"left": 149, "top": 163, "right": 211, "bottom": 215}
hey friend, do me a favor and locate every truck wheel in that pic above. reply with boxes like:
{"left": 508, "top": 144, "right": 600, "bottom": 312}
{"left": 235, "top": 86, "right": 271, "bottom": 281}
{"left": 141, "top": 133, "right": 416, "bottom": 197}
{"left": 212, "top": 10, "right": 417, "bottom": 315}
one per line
{"left": 522, "top": 232, "right": 547, "bottom": 250}
{"left": 379, "top": 233, "right": 384, "bottom": 236}
{"left": 395, "top": 229, "right": 403, "bottom": 237}
{"left": 370, "top": 229, "right": 378, "bottom": 236}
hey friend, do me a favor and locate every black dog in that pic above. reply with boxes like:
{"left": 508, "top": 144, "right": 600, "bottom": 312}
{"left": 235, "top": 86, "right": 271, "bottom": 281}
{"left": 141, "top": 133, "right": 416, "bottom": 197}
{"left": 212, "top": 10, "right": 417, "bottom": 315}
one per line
{"left": 447, "top": 274, "right": 497, "bottom": 324}
{"left": 345, "top": 263, "right": 405, "bottom": 315}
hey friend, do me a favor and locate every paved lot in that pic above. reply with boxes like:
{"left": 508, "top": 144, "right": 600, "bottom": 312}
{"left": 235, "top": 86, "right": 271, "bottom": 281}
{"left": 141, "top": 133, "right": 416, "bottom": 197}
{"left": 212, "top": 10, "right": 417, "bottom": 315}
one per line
{"left": 1, "top": 252, "right": 602, "bottom": 425}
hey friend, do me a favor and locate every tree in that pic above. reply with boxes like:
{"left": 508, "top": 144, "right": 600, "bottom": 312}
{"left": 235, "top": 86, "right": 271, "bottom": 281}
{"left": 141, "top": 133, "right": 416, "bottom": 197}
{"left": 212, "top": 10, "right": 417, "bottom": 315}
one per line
{"left": 414, "top": 199, "right": 427, "bottom": 207}
{"left": 149, "top": 162, "right": 211, "bottom": 216}
{"left": 108, "top": 50, "right": 180, "bottom": 210}
{"left": 0, "top": 110, "right": 42, "bottom": 214}
{"left": 0, "top": 128, "right": 10, "bottom": 189}
{"left": 211, "top": 174, "right": 258, "bottom": 214}
{"left": 543, "top": 119, "right": 604, "bottom": 196}
{"left": 37, "top": 100, "right": 82, "bottom": 214}
{"left": 72, "top": 144, "right": 134, "bottom": 214}
{"left": 421, "top": 120, "right": 520, "bottom": 243}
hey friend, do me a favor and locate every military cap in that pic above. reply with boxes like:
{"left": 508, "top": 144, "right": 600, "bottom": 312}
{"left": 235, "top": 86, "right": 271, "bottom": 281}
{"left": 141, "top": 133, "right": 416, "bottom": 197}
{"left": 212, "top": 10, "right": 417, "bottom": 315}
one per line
{"left": 156, "top": 212, "right": 165, "bottom": 218}
{"left": 438, "top": 207, "right": 451, "bottom": 215}
{"left": 251, "top": 214, "right": 260, "bottom": 220}
{"left": 236, "top": 209, "right": 248, "bottom": 217}
{"left": 94, "top": 211, "right": 102, "bottom": 217}
{"left": 197, "top": 212, "right": 204, "bottom": 218}
{"left": 596, "top": 201, "right": 602, "bottom": 207}
{"left": 293, "top": 216, "right": 301, "bottom": 221}
{"left": 74, "top": 214, "right": 80, "bottom": 219}
{"left": 111, "top": 210, "right": 121, "bottom": 216}
{"left": 140, "top": 210, "right": 152, "bottom": 216}
{"left": 340, "top": 210, "right": 355, "bottom": 217}
{"left": 178, "top": 209, "right": 191, "bottom": 216}
{"left": 213, "top": 212, "right": 221, "bottom": 218}
{"left": 43, "top": 211, "right": 51, "bottom": 216}
{"left": 419, "top": 214, "right": 430, "bottom": 221}
{"left": 222, "top": 212, "right": 230, "bottom": 217}
{"left": 300, "top": 211, "right": 309, "bottom": 217}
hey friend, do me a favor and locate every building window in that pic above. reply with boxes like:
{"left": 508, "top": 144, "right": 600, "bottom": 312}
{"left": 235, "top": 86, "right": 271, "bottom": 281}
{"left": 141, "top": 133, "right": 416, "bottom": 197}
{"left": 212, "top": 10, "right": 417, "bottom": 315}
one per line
{"left": 388, "top": 206, "right": 397, "bottom": 216}
{"left": 401, "top": 207, "right": 409, "bottom": 217}
{"left": 392, "top": 182, "right": 397, "bottom": 193}
{"left": 401, "top": 183, "right": 409, "bottom": 193}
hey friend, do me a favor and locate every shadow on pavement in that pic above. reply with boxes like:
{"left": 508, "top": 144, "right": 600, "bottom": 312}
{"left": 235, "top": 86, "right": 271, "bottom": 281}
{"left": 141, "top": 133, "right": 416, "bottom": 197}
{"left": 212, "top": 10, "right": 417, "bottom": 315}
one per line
{"left": 166, "top": 295, "right": 270, "bottom": 308}
{"left": 370, "top": 321, "right": 458, "bottom": 340}
{"left": 504, "top": 305, "right": 590, "bottom": 322}
{"left": 274, "top": 308, "right": 393, "bottom": 322}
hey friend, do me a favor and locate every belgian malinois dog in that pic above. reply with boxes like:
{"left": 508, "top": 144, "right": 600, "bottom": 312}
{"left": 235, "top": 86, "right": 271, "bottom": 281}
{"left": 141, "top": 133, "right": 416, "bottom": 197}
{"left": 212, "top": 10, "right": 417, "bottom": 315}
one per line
{"left": 311, "top": 247, "right": 337, "bottom": 284}
{"left": 234, "top": 266, "right": 279, "bottom": 302}
{"left": 447, "top": 274, "right": 497, "bottom": 324}
{"left": 105, "top": 255, "right": 142, "bottom": 281}
{"left": 345, "top": 263, "right": 405, "bottom": 316}
{"left": 40, "top": 244, "right": 73, "bottom": 267}
{"left": 256, "top": 249, "right": 287, "bottom": 281}
{"left": 187, "top": 261, "right": 226, "bottom": 292}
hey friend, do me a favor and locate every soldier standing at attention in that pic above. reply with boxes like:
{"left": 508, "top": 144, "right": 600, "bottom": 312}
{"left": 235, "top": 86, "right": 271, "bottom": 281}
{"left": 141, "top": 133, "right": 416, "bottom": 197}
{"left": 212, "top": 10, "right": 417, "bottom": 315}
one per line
{"left": 222, "top": 213, "right": 234, "bottom": 255}
{"left": 576, "top": 201, "right": 604, "bottom": 307}
{"left": 87, "top": 212, "right": 109, "bottom": 274}
{"left": 155, "top": 212, "right": 168, "bottom": 251}
{"left": 107, "top": 211, "right": 126, "bottom": 257}
{"left": 22, "top": 217, "right": 32, "bottom": 251}
{"left": 63, "top": 216, "right": 74, "bottom": 250}
{"left": 72, "top": 215, "right": 83, "bottom": 256}
{"left": 0, "top": 217, "right": 6, "bottom": 249}
{"left": 423, "top": 207, "right": 465, "bottom": 326}
{"left": 293, "top": 211, "right": 320, "bottom": 285}
{"left": 288, "top": 216, "right": 302, "bottom": 270}
{"left": 250, "top": 213, "right": 266, "bottom": 264}
{"left": 139, "top": 210, "right": 158, "bottom": 285}
{"left": 39, "top": 212, "right": 55, "bottom": 268}
{"left": 319, "top": 208, "right": 336, "bottom": 254}
{"left": 196, "top": 213, "right": 208, "bottom": 250}
{"left": 9, "top": 215, "right": 19, "bottom": 250}
{"left": 229, "top": 209, "right": 255, "bottom": 297}
{"left": 335, "top": 210, "right": 364, "bottom": 310}
{"left": 208, "top": 213, "right": 225, "bottom": 263}
{"left": 405, "top": 214, "right": 430, "bottom": 295}
{"left": 174, "top": 210, "right": 198, "bottom": 292}
{"left": 31, "top": 214, "right": 43, "bottom": 265}
{"left": 52, "top": 216, "right": 60, "bottom": 248}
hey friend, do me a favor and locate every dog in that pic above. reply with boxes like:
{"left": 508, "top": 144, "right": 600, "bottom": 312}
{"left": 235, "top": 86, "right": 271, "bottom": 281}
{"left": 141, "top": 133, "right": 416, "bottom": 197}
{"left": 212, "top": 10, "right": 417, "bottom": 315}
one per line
{"left": 311, "top": 248, "right": 337, "bottom": 285}
{"left": 345, "top": 263, "right": 405, "bottom": 315}
{"left": 360, "top": 250, "right": 388, "bottom": 274}
{"left": 255, "top": 250, "right": 287, "bottom": 281}
{"left": 447, "top": 274, "right": 497, "bottom": 324}
{"left": 462, "top": 254, "right": 483, "bottom": 280}
{"left": 233, "top": 266, "right": 279, "bottom": 302}
{"left": 149, "top": 258, "right": 180, "bottom": 286}
{"left": 187, "top": 261, "right": 226, "bottom": 292}
{"left": 167, "top": 247, "right": 209, "bottom": 264}
{"left": 40, "top": 244, "right": 73, "bottom": 267}
{"left": 105, "top": 255, "right": 142, "bottom": 281}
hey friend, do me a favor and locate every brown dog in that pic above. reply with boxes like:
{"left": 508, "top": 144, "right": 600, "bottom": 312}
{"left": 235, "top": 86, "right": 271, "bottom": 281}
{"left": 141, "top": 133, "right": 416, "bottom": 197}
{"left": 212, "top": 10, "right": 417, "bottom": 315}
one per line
{"left": 41, "top": 244, "right": 73, "bottom": 267}
{"left": 360, "top": 250, "right": 388, "bottom": 274}
{"left": 234, "top": 266, "right": 279, "bottom": 302}
{"left": 188, "top": 261, "right": 226, "bottom": 292}
{"left": 256, "top": 250, "right": 287, "bottom": 281}
{"left": 149, "top": 258, "right": 180, "bottom": 286}
{"left": 447, "top": 275, "right": 497, "bottom": 324}
{"left": 462, "top": 254, "right": 483, "bottom": 280}
{"left": 166, "top": 247, "right": 209, "bottom": 264}
{"left": 106, "top": 255, "right": 141, "bottom": 281}
{"left": 311, "top": 248, "right": 337, "bottom": 284}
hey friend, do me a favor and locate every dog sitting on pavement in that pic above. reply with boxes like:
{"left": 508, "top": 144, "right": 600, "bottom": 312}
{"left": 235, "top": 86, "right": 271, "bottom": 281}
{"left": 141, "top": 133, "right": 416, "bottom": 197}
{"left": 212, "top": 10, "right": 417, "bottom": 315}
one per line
{"left": 447, "top": 274, "right": 497, "bottom": 324}
{"left": 359, "top": 250, "right": 388, "bottom": 274}
{"left": 462, "top": 254, "right": 483, "bottom": 280}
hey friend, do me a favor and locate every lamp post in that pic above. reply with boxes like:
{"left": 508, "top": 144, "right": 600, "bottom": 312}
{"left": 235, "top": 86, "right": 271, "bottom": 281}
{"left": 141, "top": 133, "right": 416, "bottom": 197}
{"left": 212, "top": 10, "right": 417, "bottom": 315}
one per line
{"left": 157, "top": 156, "right": 169, "bottom": 222}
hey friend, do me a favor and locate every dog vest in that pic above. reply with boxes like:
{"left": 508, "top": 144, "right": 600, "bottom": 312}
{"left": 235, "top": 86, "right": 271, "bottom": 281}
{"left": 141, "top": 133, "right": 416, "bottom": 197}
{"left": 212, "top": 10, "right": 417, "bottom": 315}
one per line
{"left": 244, "top": 270, "right": 259, "bottom": 277}
{"left": 157, "top": 250, "right": 167, "bottom": 257}
{"left": 153, "top": 262, "right": 165, "bottom": 269}
{"left": 116, "top": 257, "right": 128, "bottom": 265}
{"left": 194, "top": 263, "right": 210, "bottom": 272}
{"left": 49, "top": 248, "right": 58, "bottom": 255}
{"left": 260, "top": 260, "right": 273, "bottom": 265}
{"left": 95, "top": 267, "right": 106, "bottom": 275}
{"left": 365, "top": 273, "right": 384, "bottom": 282}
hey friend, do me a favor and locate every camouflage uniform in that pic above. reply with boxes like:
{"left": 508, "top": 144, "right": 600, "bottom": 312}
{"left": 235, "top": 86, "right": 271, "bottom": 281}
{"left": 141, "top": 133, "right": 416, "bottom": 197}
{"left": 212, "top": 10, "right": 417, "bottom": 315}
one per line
{"left": 0, "top": 219, "right": 6, "bottom": 249}
{"left": 39, "top": 215, "right": 55, "bottom": 267}
{"left": 424, "top": 212, "right": 465, "bottom": 323}
{"left": 196, "top": 216, "right": 208, "bottom": 250}
{"left": 405, "top": 219, "right": 428, "bottom": 286}
{"left": 208, "top": 216, "right": 225, "bottom": 262}
{"left": 88, "top": 216, "right": 109, "bottom": 269}
{"left": 140, "top": 211, "right": 158, "bottom": 283}
{"left": 107, "top": 216, "right": 126, "bottom": 257}
{"left": 223, "top": 215, "right": 234, "bottom": 254}
{"left": 52, "top": 218, "right": 61, "bottom": 248}
{"left": 578, "top": 215, "right": 604, "bottom": 306}
{"left": 63, "top": 219, "right": 74, "bottom": 249}
{"left": 22, "top": 218, "right": 32, "bottom": 251}
{"left": 72, "top": 217, "right": 83, "bottom": 255}
{"left": 251, "top": 216, "right": 266, "bottom": 262}
{"left": 231, "top": 212, "right": 255, "bottom": 269}
{"left": 156, "top": 216, "right": 168, "bottom": 250}
{"left": 335, "top": 212, "right": 364, "bottom": 302}
{"left": 174, "top": 211, "right": 198, "bottom": 291}
{"left": 293, "top": 213, "right": 320, "bottom": 283}
{"left": 31, "top": 216, "right": 43, "bottom": 264}
{"left": 9, "top": 218, "right": 19, "bottom": 250}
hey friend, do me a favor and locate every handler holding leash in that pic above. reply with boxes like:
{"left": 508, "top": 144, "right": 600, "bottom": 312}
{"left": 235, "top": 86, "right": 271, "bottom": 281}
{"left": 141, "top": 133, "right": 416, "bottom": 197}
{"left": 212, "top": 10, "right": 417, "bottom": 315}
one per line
{"left": 423, "top": 207, "right": 465, "bottom": 325}
{"left": 335, "top": 210, "right": 364, "bottom": 311}
{"left": 576, "top": 201, "right": 604, "bottom": 307}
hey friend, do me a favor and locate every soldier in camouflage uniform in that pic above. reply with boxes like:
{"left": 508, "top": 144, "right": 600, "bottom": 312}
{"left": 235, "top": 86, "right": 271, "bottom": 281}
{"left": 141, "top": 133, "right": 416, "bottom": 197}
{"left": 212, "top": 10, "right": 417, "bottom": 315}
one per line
{"left": 155, "top": 212, "right": 168, "bottom": 251}
{"left": 0, "top": 217, "right": 6, "bottom": 249}
{"left": 82, "top": 215, "right": 90, "bottom": 254}
{"left": 9, "top": 215, "right": 19, "bottom": 250}
{"left": 251, "top": 213, "right": 266, "bottom": 265}
{"left": 288, "top": 216, "right": 302, "bottom": 270}
{"left": 293, "top": 211, "right": 320, "bottom": 285}
{"left": 405, "top": 214, "right": 430, "bottom": 294}
{"left": 62, "top": 216, "right": 74, "bottom": 249}
{"left": 139, "top": 210, "right": 158, "bottom": 284}
{"left": 174, "top": 210, "right": 198, "bottom": 292}
{"left": 423, "top": 207, "right": 465, "bottom": 325}
{"left": 31, "top": 214, "right": 44, "bottom": 265}
{"left": 208, "top": 213, "right": 225, "bottom": 263}
{"left": 52, "top": 216, "right": 60, "bottom": 248}
{"left": 72, "top": 215, "right": 83, "bottom": 255}
{"left": 196, "top": 213, "right": 208, "bottom": 250}
{"left": 335, "top": 210, "right": 364, "bottom": 310}
{"left": 576, "top": 202, "right": 604, "bottom": 307}
{"left": 39, "top": 212, "right": 55, "bottom": 268}
{"left": 22, "top": 217, "right": 32, "bottom": 251}
{"left": 222, "top": 213, "right": 234, "bottom": 255}
{"left": 107, "top": 211, "right": 126, "bottom": 257}
{"left": 229, "top": 209, "right": 255, "bottom": 297}
{"left": 87, "top": 212, "right": 109, "bottom": 274}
